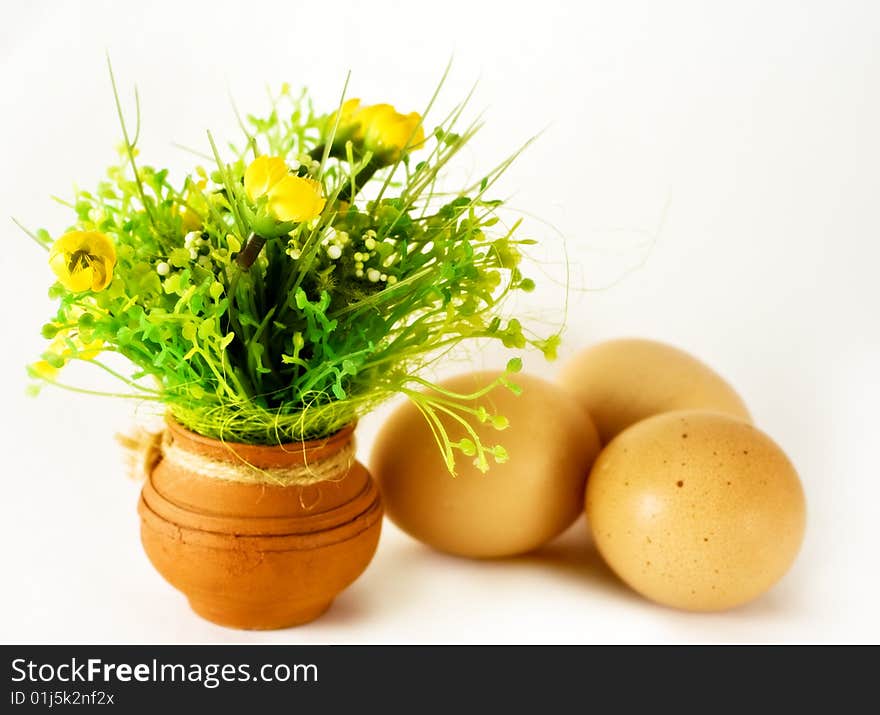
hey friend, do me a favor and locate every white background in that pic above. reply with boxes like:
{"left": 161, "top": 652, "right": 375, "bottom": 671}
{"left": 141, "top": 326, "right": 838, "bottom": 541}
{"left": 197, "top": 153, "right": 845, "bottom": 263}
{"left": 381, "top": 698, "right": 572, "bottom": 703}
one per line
{"left": 1, "top": 0, "right": 877, "bottom": 644}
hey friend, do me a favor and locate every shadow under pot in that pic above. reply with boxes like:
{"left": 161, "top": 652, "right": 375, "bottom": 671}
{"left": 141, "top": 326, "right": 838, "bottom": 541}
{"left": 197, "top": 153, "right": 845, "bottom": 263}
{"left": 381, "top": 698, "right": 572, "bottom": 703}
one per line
{"left": 138, "top": 419, "right": 383, "bottom": 630}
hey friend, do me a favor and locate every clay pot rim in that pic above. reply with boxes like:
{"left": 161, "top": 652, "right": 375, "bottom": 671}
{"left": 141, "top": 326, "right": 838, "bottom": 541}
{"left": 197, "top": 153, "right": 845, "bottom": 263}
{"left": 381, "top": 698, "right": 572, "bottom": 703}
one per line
{"left": 165, "top": 415, "right": 357, "bottom": 467}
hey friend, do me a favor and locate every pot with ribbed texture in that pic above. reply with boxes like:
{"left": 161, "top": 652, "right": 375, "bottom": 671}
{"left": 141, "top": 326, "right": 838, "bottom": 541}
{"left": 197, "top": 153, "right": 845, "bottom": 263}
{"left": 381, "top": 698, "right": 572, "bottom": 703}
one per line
{"left": 138, "top": 419, "right": 382, "bottom": 629}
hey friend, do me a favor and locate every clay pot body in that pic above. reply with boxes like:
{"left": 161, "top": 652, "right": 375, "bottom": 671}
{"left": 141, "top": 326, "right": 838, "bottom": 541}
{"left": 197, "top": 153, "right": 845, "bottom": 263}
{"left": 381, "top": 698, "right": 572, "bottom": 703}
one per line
{"left": 138, "top": 420, "right": 382, "bottom": 629}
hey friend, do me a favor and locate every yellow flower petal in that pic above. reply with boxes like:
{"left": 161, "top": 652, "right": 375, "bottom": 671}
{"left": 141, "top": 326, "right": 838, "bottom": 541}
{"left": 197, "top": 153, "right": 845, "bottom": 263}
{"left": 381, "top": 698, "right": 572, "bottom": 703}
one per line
{"left": 402, "top": 113, "right": 426, "bottom": 148}
{"left": 76, "top": 338, "right": 104, "bottom": 360}
{"left": 48, "top": 250, "right": 71, "bottom": 280}
{"left": 328, "top": 98, "right": 362, "bottom": 135}
{"left": 179, "top": 176, "right": 209, "bottom": 231}
{"left": 48, "top": 336, "right": 71, "bottom": 356}
{"left": 69, "top": 267, "right": 95, "bottom": 293}
{"left": 353, "top": 104, "right": 394, "bottom": 141}
{"left": 244, "top": 155, "right": 289, "bottom": 202}
{"left": 91, "top": 258, "right": 113, "bottom": 291}
{"left": 267, "top": 176, "right": 326, "bottom": 223}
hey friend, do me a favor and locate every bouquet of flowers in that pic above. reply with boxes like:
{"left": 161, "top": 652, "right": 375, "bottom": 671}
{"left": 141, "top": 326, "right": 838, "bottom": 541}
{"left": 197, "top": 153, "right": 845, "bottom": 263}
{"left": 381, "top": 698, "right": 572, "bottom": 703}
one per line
{"left": 22, "top": 67, "right": 557, "bottom": 472}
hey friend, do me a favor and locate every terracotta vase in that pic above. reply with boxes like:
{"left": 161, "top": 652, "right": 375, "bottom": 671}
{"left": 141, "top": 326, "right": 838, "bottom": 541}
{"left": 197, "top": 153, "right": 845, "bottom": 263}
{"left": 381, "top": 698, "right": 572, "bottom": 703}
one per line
{"left": 137, "top": 419, "right": 383, "bottom": 629}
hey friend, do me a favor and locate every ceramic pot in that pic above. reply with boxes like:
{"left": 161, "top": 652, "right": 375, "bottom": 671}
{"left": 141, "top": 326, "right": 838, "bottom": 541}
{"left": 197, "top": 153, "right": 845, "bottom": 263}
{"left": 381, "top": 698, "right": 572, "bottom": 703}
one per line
{"left": 138, "top": 419, "right": 382, "bottom": 629}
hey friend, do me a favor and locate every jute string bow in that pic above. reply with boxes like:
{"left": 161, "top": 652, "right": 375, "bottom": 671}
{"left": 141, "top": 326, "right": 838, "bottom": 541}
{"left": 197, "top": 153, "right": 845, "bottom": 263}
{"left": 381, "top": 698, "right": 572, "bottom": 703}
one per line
{"left": 117, "top": 427, "right": 355, "bottom": 487}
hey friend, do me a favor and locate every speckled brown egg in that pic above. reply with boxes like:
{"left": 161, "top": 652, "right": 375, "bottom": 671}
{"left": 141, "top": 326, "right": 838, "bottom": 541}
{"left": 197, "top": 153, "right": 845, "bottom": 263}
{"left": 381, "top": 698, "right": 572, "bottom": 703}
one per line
{"left": 586, "top": 410, "right": 806, "bottom": 611}
{"left": 372, "top": 371, "right": 601, "bottom": 558}
{"left": 559, "top": 338, "right": 751, "bottom": 444}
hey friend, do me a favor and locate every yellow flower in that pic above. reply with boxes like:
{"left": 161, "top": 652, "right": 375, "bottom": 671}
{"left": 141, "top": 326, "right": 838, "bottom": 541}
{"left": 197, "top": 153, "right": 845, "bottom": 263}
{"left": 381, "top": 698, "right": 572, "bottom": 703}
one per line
{"left": 244, "top": 155, "right": 289, "bottom": 203}
{"left": 244, "top": 155, "right": 325, "bottom": 223}
{"left": 29, "top": 334, "right": 103, "bottom": 382}
{"left": 244, "top": 156, "right": 326, "bottom": 223}
{"left": 326, "top": 100, "right": 426, "bottom": 163}
{"left": 48, "top": 231, "right": 116, "bottom": 293}
{"left": 31, "top": 360, "right": 59, "bottom": 380}
{"left": 356, "top": 104, "right": 425, "bottom": 161}
{"left": 267, "top": 176, "right": 326, "bottom": 222}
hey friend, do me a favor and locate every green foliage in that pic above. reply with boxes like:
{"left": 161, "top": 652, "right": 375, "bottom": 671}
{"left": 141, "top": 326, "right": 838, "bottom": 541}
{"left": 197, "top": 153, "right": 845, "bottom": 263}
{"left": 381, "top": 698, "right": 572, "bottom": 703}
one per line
{"left": 23, "top": 74, "right": 560, "bottom": 474}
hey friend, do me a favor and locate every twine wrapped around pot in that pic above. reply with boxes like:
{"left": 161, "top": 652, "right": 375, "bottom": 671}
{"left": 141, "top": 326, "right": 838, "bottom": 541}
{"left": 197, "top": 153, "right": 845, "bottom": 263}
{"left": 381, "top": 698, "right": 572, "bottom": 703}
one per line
{"left": 118, "top": 425, "right": 356, "bottom": 487}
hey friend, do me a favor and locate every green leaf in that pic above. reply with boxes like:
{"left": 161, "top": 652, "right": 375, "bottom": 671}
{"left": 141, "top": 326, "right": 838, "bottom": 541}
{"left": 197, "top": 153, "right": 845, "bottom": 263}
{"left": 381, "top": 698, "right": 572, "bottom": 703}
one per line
{"left": 197, "top": 319, "right": 216, "bottom": 340}
{"left": 491, "top": 415, "right": 509, "bottom": 430}
{"left": 169, "top": 248, "right": 190, "bottom": 268}
{"left": 492, "top": 446, "right": 509, "bottom": 464}
{"left": 458, "top": 438, "right": 476, "bottom": 456}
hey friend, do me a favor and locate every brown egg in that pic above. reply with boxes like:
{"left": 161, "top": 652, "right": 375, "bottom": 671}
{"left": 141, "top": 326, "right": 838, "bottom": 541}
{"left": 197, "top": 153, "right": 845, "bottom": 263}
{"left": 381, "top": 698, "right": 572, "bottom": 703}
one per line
{"left": 586, "top": 410, "right": 806, "bottom": 611}
{"left": 559, "top": 338, "right": 751, "bottom": 444}
{"left": 371, "top": 371, "right": 601, "bottom": 558}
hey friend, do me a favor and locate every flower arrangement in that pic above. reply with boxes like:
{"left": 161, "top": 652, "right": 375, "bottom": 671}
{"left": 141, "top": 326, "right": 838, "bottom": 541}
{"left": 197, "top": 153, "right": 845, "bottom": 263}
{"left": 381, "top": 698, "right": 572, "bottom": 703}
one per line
{"left": 20, "top": 67, "right": 558, "bottom": 473}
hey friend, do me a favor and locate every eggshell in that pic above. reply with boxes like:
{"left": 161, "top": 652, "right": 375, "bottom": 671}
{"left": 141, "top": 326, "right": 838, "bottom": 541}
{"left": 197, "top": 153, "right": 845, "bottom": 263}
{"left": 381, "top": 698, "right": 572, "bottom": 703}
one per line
{"left": 586, "top": 410, "right": 806, "bottom": 611}
{"left": 371, "top": 371, "right": 601, "bottom": 558}
{"left": 559, "top": 338, "right": 751, "bottom": 444}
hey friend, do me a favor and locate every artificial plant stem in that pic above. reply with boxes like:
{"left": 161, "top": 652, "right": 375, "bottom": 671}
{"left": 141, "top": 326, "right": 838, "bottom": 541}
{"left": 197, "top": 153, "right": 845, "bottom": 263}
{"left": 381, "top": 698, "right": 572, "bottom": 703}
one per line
{"left": 237, "top": 233, "right": 267, "bottom": 269}
{"left": 106, "top": 56, "right": 157, "bottom": 230}
{"left": 11, "top": 217, "right": 49, "bottom": 251}
{"left": 337, "top": 157, "right": 383, "bottom": 203}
